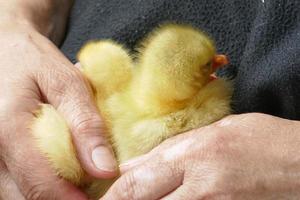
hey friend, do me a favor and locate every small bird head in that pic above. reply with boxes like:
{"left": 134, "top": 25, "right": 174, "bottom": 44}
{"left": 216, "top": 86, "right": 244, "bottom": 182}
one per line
{"left": 138, "top": 24, "right": 229, "bottom": 104}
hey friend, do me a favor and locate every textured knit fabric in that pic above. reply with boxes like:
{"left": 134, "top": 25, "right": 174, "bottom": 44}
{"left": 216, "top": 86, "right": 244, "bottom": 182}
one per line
{"left": 61, "top": 0, "right": 300, "bottom": 119}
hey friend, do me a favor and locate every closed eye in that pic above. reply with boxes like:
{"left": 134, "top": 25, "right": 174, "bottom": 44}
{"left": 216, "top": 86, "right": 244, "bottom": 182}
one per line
{"left": 206, "top": 61, "right": 212, "bottom": 67}
{"left": 202, "top": 61, "right": 212, "bottom": 71}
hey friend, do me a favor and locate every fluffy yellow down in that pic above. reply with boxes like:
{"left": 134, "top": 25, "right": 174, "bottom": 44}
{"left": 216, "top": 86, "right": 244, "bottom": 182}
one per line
{"left": 31, "top": 24, "right": 233, "bottom": 199}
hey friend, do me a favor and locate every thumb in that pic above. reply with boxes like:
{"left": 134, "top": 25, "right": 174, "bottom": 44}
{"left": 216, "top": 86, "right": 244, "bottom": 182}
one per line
{"left": 35, "top": 60, "right": 118, "bottom": 179}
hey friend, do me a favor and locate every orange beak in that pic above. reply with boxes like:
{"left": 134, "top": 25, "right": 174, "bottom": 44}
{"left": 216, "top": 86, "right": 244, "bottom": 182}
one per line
{"left": 212, "top": 54, "right": 229, "bottom": 71}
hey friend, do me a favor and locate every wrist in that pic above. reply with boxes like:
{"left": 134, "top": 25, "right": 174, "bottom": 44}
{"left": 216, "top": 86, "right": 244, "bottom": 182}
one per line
{"left": 0, "top": 1, "right": 72, "bottom": 45}
{"left": 0, "top": 8, "right": 44, "bottom": 41}
{"left": 0, "top": 20, "right": 41, "bottom": 43}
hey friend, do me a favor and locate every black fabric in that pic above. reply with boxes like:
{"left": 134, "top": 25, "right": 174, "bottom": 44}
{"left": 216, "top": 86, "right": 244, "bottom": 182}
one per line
{"left": 61, "top": 0, "right": 300, "bottom": 119}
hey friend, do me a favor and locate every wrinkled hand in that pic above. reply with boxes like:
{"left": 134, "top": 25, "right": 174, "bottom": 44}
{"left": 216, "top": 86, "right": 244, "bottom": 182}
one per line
{"left": 102, "top": 113, "right": 300, "bottom": 200}
{"left": 0, "top": 25, "right": 117, "bottom": 199}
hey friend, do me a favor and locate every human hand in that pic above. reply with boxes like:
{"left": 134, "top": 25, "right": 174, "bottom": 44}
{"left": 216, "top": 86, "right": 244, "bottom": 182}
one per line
{"left": 0, "top": 24, "right": 117, "bottom": 199}
{"left": 101, "top": 113, "right": 300, "bottom": 200}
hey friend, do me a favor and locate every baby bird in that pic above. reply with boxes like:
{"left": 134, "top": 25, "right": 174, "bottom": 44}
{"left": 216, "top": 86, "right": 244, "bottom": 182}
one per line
{"left": 31, "top": 24, "right": 232, "bottom": 199}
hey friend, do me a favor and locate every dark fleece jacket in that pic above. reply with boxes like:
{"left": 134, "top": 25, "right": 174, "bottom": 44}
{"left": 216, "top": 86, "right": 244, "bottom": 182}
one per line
{"left": 61, "top": 0, "right": 300, "bottom": 119}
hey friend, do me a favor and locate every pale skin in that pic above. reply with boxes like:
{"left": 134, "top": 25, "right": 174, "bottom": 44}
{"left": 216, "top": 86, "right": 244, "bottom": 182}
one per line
{"left": 102, "top": 113, "right": 300, "bottom": 200}
{"left": 1, "top": 2, "right": 300, "bottom": 200}
{"left": 0, "top": 1, "right": 117, "bottom": 199}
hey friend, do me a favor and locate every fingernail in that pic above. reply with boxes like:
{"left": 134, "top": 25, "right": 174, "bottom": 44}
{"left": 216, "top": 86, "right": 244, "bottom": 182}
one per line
{"left": 74, "top": 62, "right": 82, "bottom": 70}
{"left": 92, "top": 146, "right": 117, "bottom": 172}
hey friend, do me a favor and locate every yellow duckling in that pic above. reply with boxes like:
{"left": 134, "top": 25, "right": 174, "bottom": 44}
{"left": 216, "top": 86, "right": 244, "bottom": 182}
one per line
{"left": 31, "top": 24, "right": 232, "bottom": 199}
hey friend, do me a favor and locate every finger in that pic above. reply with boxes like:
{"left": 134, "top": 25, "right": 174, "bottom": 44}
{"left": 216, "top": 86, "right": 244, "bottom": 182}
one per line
{"left": 3, "top": 113, "right": 88, "bottom": 200}
{"left": 119, "top": 132, "right": 194, "bottom": 174}
{"left": 101, "top": 162, "right": 183, "bottom": 200}
{"left": 0, "top": 161, "right": 25, "bottom": 200}
{"left": 35, "top": 58, "right": 117, "bottom": 178}
{"left": 161, "top": 185, "right": 198, "bottom": 200}
{"left": 119, "top": 154, "right": 151, "bottom": 174}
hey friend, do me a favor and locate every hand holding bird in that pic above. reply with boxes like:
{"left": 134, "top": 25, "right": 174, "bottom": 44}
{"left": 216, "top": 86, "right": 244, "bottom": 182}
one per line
{"left": 31, "top": 24, "right": 232, "bottom": 199}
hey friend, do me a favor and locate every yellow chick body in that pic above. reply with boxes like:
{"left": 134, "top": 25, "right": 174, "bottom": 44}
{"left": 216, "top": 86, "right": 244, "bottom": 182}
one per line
{"left": 31, "top": 24, "right": 232, "bottom": 199}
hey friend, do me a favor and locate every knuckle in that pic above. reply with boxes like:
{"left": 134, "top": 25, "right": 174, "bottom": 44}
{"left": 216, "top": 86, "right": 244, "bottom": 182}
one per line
{"left": 35, "top": 69, "right": 63, "bottom": 99}
{"left": 217, "top": 113, "right": 269, "bottom": 127}
{"left": 0, "top": 165, "right": 9, "bottom": 182}
{"left": 25, "top": 186, "right": 44, "bottom": 200}
{"left": 204, "top": 128, "right": 233, "bottom": 155}
{"left": 71, "top": 110, "right": 104, "bottom": 137}
{"left": 25, "top": 182, "right": 57, "bottom": 200}
{"left": 215, "top": 116, "right": 234, "bottom": 127}
{"left": 36, "top": 66, "right": 86, "bottom": 98}
{"left": 230, "top": 113, "right": 256, "bottom": 123}
{"left": 194, "top": 164, "right": 223, "bottom": 196}
{"left": 50, "top": 70, "right": 77, "bottom": 93}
